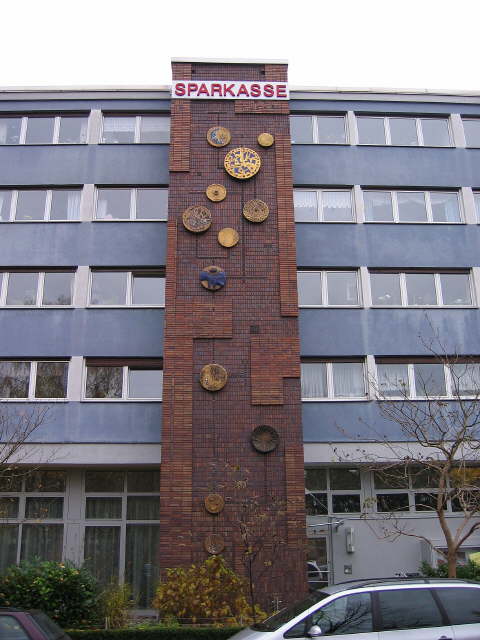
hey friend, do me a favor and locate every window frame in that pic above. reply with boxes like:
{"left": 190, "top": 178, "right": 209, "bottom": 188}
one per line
{"left": 356, "top": 114, "right": 453, "bottom": 147}
{"left": 305, "top": 467, "right": 363, "bottom": 515}
{"left": 0, "top": 187, "right": 83, "bottom": 223}
{"left": 293, "top": 188, "right": 355, "bottom": 223}
{"left": 0, "top": 360, "right": 69, "bottom": 401}
{"left": 94, "top": 186, "right": 168, "bottom": 221}
{"left": 363, "top": 189, "right": 463, "bottom": 224}
{"left": 297, "top": 270, "right": 361, "bottom": 307}
{"left": 462, "top": 118, "right": 480, "bottom": 148}
{"left": 301, "top": 360, "right": 368, "bottom": 401}
{"left": 0, "top": 270, "right": 76, "bottom": 308}
{"left": 0, "top": 114, "right": 90, "bottom": 145}
{"left": 83, "top": 363, "right": 163, "bottom": 402}
{"left": 88, "top": 270, "right": 165, "bottom": 307}
{"left": 100, "top": 114, "right": 170, "bottom": 144}
{"left": 369, "top": 270, "right": 474, "bottom": 308}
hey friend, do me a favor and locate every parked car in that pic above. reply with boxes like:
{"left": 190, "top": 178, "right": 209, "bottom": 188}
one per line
{"left": 228, "top": 577, "right": 480, "bottom": 639}
{"left": 0, "top": 609, "right": 71, "bottom": 640}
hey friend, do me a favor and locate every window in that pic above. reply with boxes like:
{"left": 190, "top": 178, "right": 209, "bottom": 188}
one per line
{"left": 293, "top": 189, "right": 354, "bottom": 222}
{"left": 378, "top": 588, "right": 443, "bottom": 630}
{"left": 297, "top": 271, "right": 359, "bottom": 306}
{"left": 356, "top": 115, "right": 451, "bottom": 146}
{"left": 463, "top": 118, "right": 480, "bottom": 147}
{"left": 363, "top": 189, "right": 461, "bottom": 223}
{"left": 84, "top": 361, "right": 163, "bottom": 400}
{"left": 301, "top": 361, "right": 366, "bottom": 400}
{"left": 305, "top": 468, "right": 362, "bottom": 515}
{"left": 0, "top": 616, "right": 30, "bottom": 639}
{"left": 89, "top": 271, "right": 165, "bottom": 306}
{"left": 311, "top": 592, "right": 373, "bottom": 634}
{"left": 435, "top": 587, "right": 480, "bottom": 625}
{"left": 474, "top": 192, "right": 480, "bottom": 222}
{"left": 290, "top": 115, "right": 347, "bottom": 144}
{"left": 370, "top": 270, "right": 472, "bottom": 306}
{"left": 0, "top": 361, "right": 68, "bottom": 399}
{"left": 0, "top": 115, "right": 88, "bottom": 145}
{"left": 102, "top": 115, "right": 170, "bottom": 143}
{"left": 95, "top": 187, "right": 168, "bottom": 220}
{"left": 0, "top": 188, "right": 82, "bottom": 222}
{"left": 0, "top": 271, "right": 75, "bottom": 306}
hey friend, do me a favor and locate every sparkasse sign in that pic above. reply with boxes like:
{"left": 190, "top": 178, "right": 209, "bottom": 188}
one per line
{"left": 171, "top": 80, "right": 289, "bottom": 100}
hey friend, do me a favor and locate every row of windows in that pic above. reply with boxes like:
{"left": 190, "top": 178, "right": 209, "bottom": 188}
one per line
{"left": 290, "top": 113, "right": 480, "bottom": 147}
{"left": 0, "top": 269, "right": 165, "bottom": 307}
{"left": 298, "top": 269, "right": 474, "bottom": 307}
{"left": 0, "top": 114, "right": 170, "bottom": 145}
{"left": 0, "top": 360, "right": 163, "bottom": 400}
{"left": 301, "top": 358, "right": 480, "bottom": 400}
{"left": 294, "top": 188, "right": 477, "bottom": 224}
{"left": 0, "top": 187, "right": 168, "bottom": 222}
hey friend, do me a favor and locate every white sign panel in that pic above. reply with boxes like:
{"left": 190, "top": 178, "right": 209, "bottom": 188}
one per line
{"left": 172, "top": 80, "right": 289, "bottom": 100}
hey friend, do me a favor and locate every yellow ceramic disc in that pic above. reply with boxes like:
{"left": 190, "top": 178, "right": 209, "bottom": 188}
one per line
{"left": 199, "top": 364, "right": 228, "bottom": 391}
{"left": 224, "top": 147, "right": 261, "bottom": 180}
{"left": 243, "top": 199, "right": 269, "bottom": 223}
{"left": 206, "top": 126, "right": 231, "bottom": 147}
{"left": 218, "top": 228, "right": 239, "bottom": 247}
{"left": 257, "top": 132, "right": 275, "bottom": 147}
{"left": 206, "top": 184, "right": 227, "bottom": 202}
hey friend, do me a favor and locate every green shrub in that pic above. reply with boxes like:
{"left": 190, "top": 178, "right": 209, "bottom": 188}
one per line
{"left": 421, "top": 560, "right": 480, "bottom": 580}
{"left": 0, "top": 560, "right": 100, "bottom": 628}
{"left": 68, "top": 628, "right": 243, "bottom": 640}
{"left": 101, "top": 583, "right": 133, "bottom": 629}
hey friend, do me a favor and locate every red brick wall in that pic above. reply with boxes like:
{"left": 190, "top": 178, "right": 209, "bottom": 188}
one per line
{"left": 159, "top": 60, "right": 307, "bottom": 607}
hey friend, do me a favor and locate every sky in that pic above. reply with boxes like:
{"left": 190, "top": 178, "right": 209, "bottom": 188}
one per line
{"left": 2, "top": 0, "right": 480, "bottom": 92}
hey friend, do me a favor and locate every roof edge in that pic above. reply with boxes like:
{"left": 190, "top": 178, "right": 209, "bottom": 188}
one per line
{"left": 171, "top": 57, "right": 288, "bottom": 65}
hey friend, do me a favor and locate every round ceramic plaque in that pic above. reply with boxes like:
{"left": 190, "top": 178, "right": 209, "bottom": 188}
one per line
{"left": 251, "top": 425, "right": 280, "bottom": 453}
{"left": 182, "top": 206, "right": 212, "bottom": 233}
{"left": 206, "top": 184, "right": 227, "bottom": 202}
{"left": 224, "top": 147, "right": 261, "bottom": 180}
{"left": 243, "top": 199, "right": 269, "bottom": 223}
{"left": 218, "top": 228, "right": 239, "bottom": 248}
{"left": 257, "top": 132, "right": 275, "bottom": 147}
{"left": 200, "top": 266, "right": 226, "bottom": 291}
{"left": 207, "top": 126, "right": 231, "bottom": 148}
{"left": 200, "top": 364, "right": 228, "bottom": 391}
{"left": 204, "top": 533, "right": 225, "bottom": 555}
{"left": 204, "top": 493, "right": 225, "bottom": 514}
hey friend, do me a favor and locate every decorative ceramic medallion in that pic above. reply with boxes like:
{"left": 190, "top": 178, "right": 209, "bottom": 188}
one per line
{"left": 206, "top": 184, "right": 227, "bottom": 202}
{"left": 200, "top": 266, "right": 226, "bottom": 291}
{"left": 224, "top": 147, "right": 261, "bottom": 180}
{"left": 257, "top": 132, "right": 275, "bottom": 147}
{"left": 217, "top": 228, "right": 239, "bottom": 248}
{"left": 200, "top": 364, "right": 228, "bottom": 391}
{"left": 243, "top": 199, "right": 269, "bottom": 223}
{"left": 207, "top": 126, "right": 231, "bottom": 147}
{"left": 204, "top": 533, "right": 225, "bottom": 555}
{"left": 182, "top": 205, "right": 212, "bottom": 233}
{"left": 251, "top": 425, "right": 280, "bottom": 453}
{"left": 204, "top": 493, "right": 225, "bottom": 514}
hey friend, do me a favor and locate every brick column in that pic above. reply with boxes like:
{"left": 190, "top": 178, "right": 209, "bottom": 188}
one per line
{"left": 159, "top": 60, "right": 307, "bottom": 607}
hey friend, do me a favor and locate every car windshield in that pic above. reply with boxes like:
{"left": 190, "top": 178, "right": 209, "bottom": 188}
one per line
{"left": 30, "top": 612, "right": 70, "bottom": 640}
{"left": 251, "top": 592, "right": 329, "bottom": 631}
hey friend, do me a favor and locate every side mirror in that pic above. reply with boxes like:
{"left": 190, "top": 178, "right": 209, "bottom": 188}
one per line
{"left": 307, "top": 625, "right": 323, "bottom": 637}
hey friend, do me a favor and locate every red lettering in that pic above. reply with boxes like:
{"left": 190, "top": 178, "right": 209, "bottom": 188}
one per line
{"left": 237, "top": 83, "right": 249, "bottom": 97}
{"left": 250, "top": 83, "right": 261, "bottom": 97}
{"left": 223, "top": 83, "right": 235, "bottom": 97}
{"left": 211, "top": 83, "right": 222, "bottom": 96}
{"left": 197, "top": 83, "right": 209, "bottom": 96}
{"left": 276, "top": 84, "right": 287, "bottom": 98}
{"left": 263, "top": 84, "right": 274, "bottom": 97}
{"left": 187, "top": 83, "right": 198, "bottom": 96}
{"left": 174, "top": 82, "right": 186, "bottom": 97}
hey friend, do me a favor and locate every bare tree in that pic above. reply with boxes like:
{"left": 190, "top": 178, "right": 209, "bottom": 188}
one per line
{"left": 335, "top": 342, "right": 480, "bottom": 578}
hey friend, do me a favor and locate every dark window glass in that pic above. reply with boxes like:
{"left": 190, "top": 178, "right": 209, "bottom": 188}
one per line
{"left": 290, "top": 116, "right": 314, "bottom": 143}
{"left": 58, "top": 116, "right": 88, "bottom": 143}
{"left": 0, "top": 117, "right": 21, "bottom": 144}
{"left": 297, "top": 272, "right": 322, "bottom": 305}
{"left": 332, "top": 494, "right": 361, "bottom": 513}
{"left": 25, "top": 117, "right": 55, "bottom": 144}
{"left": 374, "top": 468, "right": 409, "bottom": 489}
{"left": 294, "top": 191, "right": 317, "bottom": 222}
{"left": 364, "top": 191, "right": 393, "bottom": 222}
{"left": 378, "top": 588, "right": 443, "bottom": 630}
{"left": 26, "top": 471, "right": 66, "bottom": 492}
{"left": 35, "top": 362, "right": 68, "bottom": 398}
{"left": 85, "top": 471, "right": 124, "bottom": 492}
{"left": 411, "top": 468, "right": 440, "bottom": 489}
{"left": 414, "top": 492, "right": 438, "bottom": 511}
{"left": 25, "top": 497, "right": 63, "bottom": 519}
{"left": 50, "top": 189, "right": 81, "bottom": 221}
{"left": 436, "top": 584, "right": 480, "bottom": 621}
{"left": 0, "top": 361, "right": 30, "bottom": 398}
{"left": 84, "top": 526, "right": 120, "bottom": 585}
{"left": 305, "top": 492, "right": 328, "bottom": 516}
{"left": 86, "top": 366, "right": 123, "bottom": 399}
{"left": 316, "top": 116, "right": 346, "bottom": 144}
{"left": 136, "top": 188, "right": 168, "bottom": 220}
{"left": 31, "top": 611, "right": 69, "bottom": 640}
{"left": 20, "top": 524, "right": 63, "bottom": 562}
{"left": 15, "top": 190, "right": 47, "bottom": 221}
{"left": 85, "top": 497, "right": 122, "bottom": 519}
{"left": 42, "top": 273, "right": 73, "bottom": 305}
{"left": 311, "top": 592, "right": 373, "bottom": 634}
{"left": 6, "top": 273, "right": 38, "bottom": 305}
{"left": 0, "top": 475, "right": 22, "bottom": 491}
{"left": 0, "top": 615, "right": 30, "bottom": 639}
{"left": 376, "top": 493, "right": 410, "bottom": 512}
{"left": 0, "top": 497, "right": 19, "bottom": 518}
{"left": 357, "top": 117, "right": 386, "bottom": 144}
{"left": 127, "top": 471, "right": 160, "bottom": 493}
{"left": 305, "top": 469, "right": 327, "bottom": 491}
{"left": 0, "top": 190, "right": 12, "bottom": 221}
{"left": 127, "top": 496, "right": 160, "bottom": 520}
{"left": 330, "top": 468, "right": 361, "bottom": 490}
{"left": 389, "top": 117, "right": 418, "bottom": 145}
{"left": 125, "top": 524, "right": 160, "bottom": 607}
{"left": 0, "top": 526, "right": 18, "bottom": 572}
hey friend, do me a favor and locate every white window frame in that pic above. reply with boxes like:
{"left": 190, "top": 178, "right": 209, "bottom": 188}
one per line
{"left": 362, "top": 189, "right": 463, "bottom": 224}
{"left": 356, "top": 115, "right": 453, "bottom": 147}
{"left": 0, "top": 188, "right": 83, "bottom": 223}
{"left": 305, "top": 468, "right": 363, "bottom": 515}
{"left": 0, "top": 271, "right": 75, "bottom": 308}
{"left": 17, "top": 115, "right": 89, "bottom": 145}
{"left": 461, "top": 118, "right": 480, "bottom": 148}
{"left": 94, "top": 187, "right": 168, "bottom": 221}
{"left": 290, "top": 114, "right": 348, "bottom": 144}
{"left": 473, "top": 192, "right": 480, "bottom": 222}
{"left": 88, "top": 270, "right": 165, "bottom": 307}
{"left": 298, "top": 270, "right": 361, "bottom": 307}
{"left": 369, "top": 270, "right": 474, "bottom": 308}
{"left": 301, "top": 360, "right": 368, "bottom": 401}
{"left": 83, "top": 364, "right": 163, "bottom": 402}
{"left": 293, "top": 188, "right": 355, "bottom": 223}
{"left": 0, "top": 360, "right": 69, "bottom": 401}
{"left": 100, "top": 115, "right": 170, "bottom": 144}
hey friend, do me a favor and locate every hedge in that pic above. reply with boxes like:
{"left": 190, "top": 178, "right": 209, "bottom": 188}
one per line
{"left": 68, "top": 627, "right": 243, "bottom": 640}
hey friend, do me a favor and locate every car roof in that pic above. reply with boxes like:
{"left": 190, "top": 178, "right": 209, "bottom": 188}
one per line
{"left": 319, "top": 577, "right": 480, "bottom": 595}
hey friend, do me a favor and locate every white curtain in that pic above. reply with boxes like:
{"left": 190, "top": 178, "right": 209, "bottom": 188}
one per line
{"left": 67, "top": 190, "right": 81, "bottom": 220}
{"left": 301, "top": 363, "right": 327, "bottom": 398}
{"left": 332, "top": 363, "right": 364, "bottom": 397}
{"left": 322, "top": 191, "right": 352, "bottom": 221}
{"left": 0, "top": 525, "right": 18, "bottom": 571}
{"left": 0, "top": 191, "right": 11, "bottom": 221}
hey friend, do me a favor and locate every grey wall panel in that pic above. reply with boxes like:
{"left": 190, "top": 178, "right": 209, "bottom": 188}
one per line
{"left": 2, "top": 402, "right": 162, "bottom": 443}
{"left": 0, "top": 309, "right": 164, "bottom": 357}
{"left": 0, "top": 145, "right": 169, "bottom": 186}
{"left": 293, "top": 146, "right": 480, "bottom": 188}
{"left": 300, "top": 309, "right": 480, "bottom": 356}
{"left": 0, "top": 222, "right": 167, "bottom": 266}
{"left": 0, "top": 99, "right": 170, "bottom": 112}
{"left": 290, "top": 99, "right": 480, "bottom": 115}
{"left": 296, "top": 223, "right": 480, "bottom": 268}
